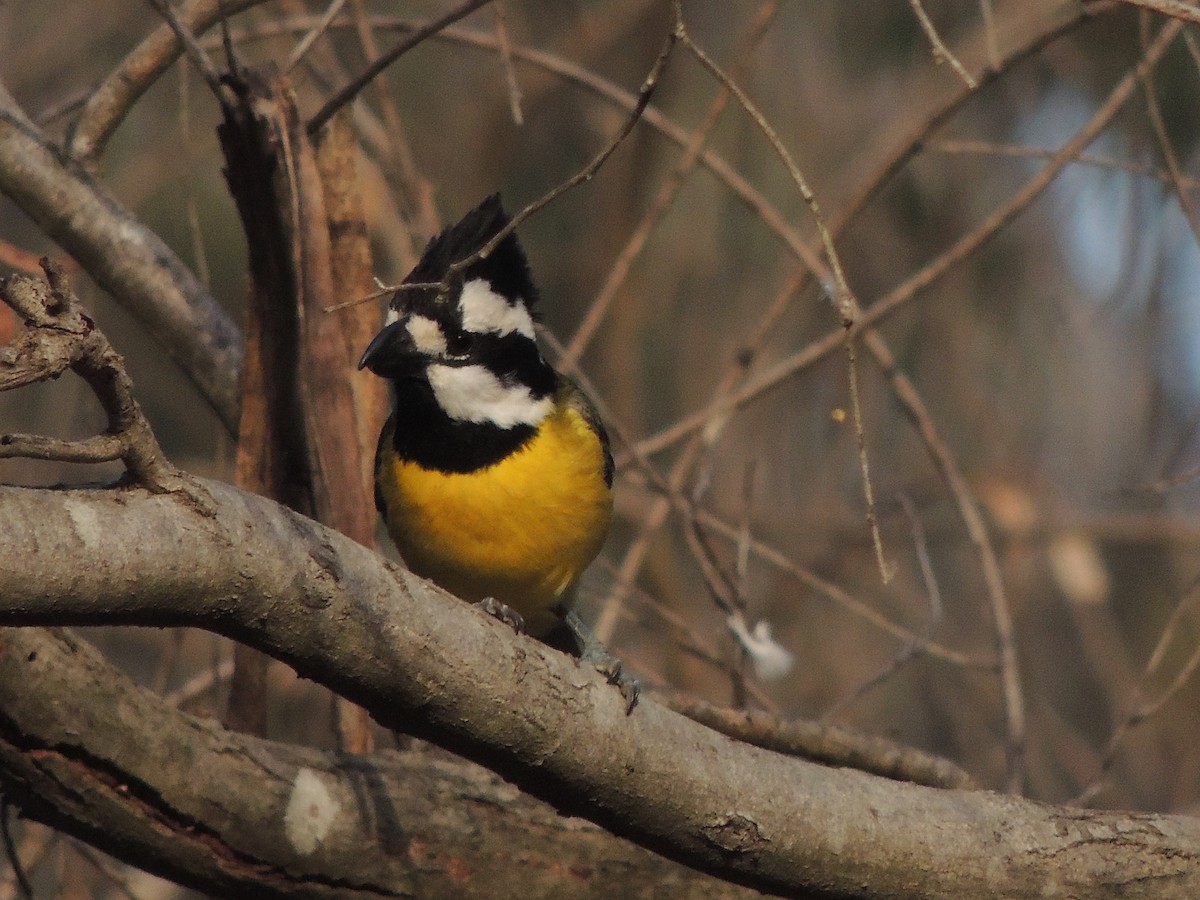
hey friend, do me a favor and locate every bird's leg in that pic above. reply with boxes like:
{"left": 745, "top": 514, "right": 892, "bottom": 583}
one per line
{"left": 556, "top": 606, "right": 639, "bottom": 713}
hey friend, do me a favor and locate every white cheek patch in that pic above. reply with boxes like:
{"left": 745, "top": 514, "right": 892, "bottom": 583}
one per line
{"left": 384, "top": 306, "right": 400, "bottom": 326}
{"left": 406, "top": 314, "right": 448, "bottom": 356}
{"left": 428, "top": 363, "right": 552, "bottom": 428}
{"left": 459, "top": 278, "right": 536, "bottom": 339}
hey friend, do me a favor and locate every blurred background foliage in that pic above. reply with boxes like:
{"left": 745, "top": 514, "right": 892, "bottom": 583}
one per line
{"left": 6, "top": 0, "right": 1200, "bottom": 893}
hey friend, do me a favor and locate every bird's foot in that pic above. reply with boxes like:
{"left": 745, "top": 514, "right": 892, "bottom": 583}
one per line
{"left": 475, "top": 597, "right": 525, "bottom": 634}
{"left": 558, "top": 606, "right": 639, "bottom": 714}
{"left": 582, "top": 645, "right": 640, "bottom": 713}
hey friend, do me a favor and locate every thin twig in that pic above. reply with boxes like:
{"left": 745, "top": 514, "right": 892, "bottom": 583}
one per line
{"left": 493, "top": 1, "right": 524, "bottom": 125}
{"left": 978, "top": 0, "right": 999, "bottom": 70}
{"left": 730, "top": 462, "right": 757, "bottom": 706}
{"left": 862, "top": 330, "right": 1026, "bottom": 791}
{"left": 324, "top": 15, "right": 677, "bottom": 312}
{"left": 144, "top": 0, "right": 233, "bottom": 105}
{"left": 930, "top": 138, "right": 1200, "bottom": 190}
{"left": 662, "top": 693, "right": 978, "bottom": 790}
{"left": 442, "top": 29, "right": 678, "bottom": 288}
{"left": 845, "top": 335, "right": 893, "bottom": 582}
{"left": 634, "top": 14, "right": 1182, "bottom": 462}
{"left": 1140, "top": 23, "right": 1200, "bottom": 245}
{"left": 1113, "top": 0, "right": 1200, "bottom": 24}
{"left": 0, "top": 800, "right": 32, "bottom": 900}
{"left": 1073, "top": 574, "right": 1200, "bottom": 805}
{"left": 163, "top": 656, "right": 236, "bottom": 707}
{"left": 695, "top": 508, "right": 986, "bottom": 669}
{"left": 285, "top": 0, "right": 349, "bottom": 73}
{"left": 307, "top": 0, "right": 494, "bottom": 134}
{"left": 907, "top": 0, "right": 977, "bottom": 87}
{"left": 180, "top": 66, "right": 212, "bottom": 286}
{"left": 673, "top": 0, "right": 891, "bottom": 584}
{"left": 823, "top": 494, "right": 945, "bottom": 720}
{"left": 564, "top": 0, "right": 781, "bottom": 364}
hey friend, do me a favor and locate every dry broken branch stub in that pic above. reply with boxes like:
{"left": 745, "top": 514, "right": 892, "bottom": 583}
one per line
{"left": 0, "top": 260, "right": 206, "bottom": 505}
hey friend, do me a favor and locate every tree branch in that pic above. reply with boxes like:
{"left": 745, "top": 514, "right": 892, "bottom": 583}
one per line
{"left": 0, "top": 626, "right": 750, "bottom": 898}
{"left": 0, "top": 82, "right": 242, "bottom": 432}
{"left": 0, "top": 481, "right": 1197, "bottom": 898}
{"left": 66, "top": 0, "right": 270, "bottom": 163}
{"left": 0, "top": 263, "right": 199, "bottom": 497}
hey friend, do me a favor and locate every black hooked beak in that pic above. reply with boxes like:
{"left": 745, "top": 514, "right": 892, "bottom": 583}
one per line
{"left": 358, "top": 318, "right": 414, "bottom": 376}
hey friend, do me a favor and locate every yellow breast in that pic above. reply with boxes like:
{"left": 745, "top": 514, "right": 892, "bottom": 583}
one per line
{"left": 378, "top": 401, "right": 612, "bottom": 635}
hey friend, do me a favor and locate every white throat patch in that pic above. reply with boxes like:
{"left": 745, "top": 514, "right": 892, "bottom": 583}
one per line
{"left": 459, "top": 278, "right": 536, "bottom": 339}
{"left": 427, "top": 363, "right": 552, "bottom": 428}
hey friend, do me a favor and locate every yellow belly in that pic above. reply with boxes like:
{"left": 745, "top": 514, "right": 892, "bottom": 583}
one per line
{"left": 378, "top": 403, "right": 612, "bottom": 636}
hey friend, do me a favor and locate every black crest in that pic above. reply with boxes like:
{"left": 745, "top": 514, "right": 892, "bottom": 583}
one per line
{"left": 402, "top": 194, "right": 540, "bottom": 315}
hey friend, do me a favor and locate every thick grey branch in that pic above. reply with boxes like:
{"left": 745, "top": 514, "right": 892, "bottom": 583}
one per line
{"left": 0, "top": 481, "right": 1197, "bottom": 897}
{"left": 0, "top": 627, "right": 748, "bottom": 899}
{"left": 0, "top": 82, "right": 242, "bottom": 431}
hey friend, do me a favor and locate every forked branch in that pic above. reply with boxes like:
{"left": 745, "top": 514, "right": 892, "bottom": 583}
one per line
{"left": 0, "top": 260, "right": 203, "bottom": 502}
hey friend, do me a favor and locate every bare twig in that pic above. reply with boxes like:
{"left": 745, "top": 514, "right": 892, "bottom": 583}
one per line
{"left": 1074, "top": 575, "right": 1200, "bottom": 805}
{"left": 493, "top": 1, "right": 524, "bottom": 125}
{"left": 907, "top": 0, "right": 977, "bottom": 87}
{"left": 307, "top": 0, "right": 495, "bottom": 135}
{"left": 862, "top": 330, "right": 1027, "bottom": 791}
{"left": 68, "top": 0, "right": 268, "bottom": 163}
{"left": 663, "top": 693, "right": 978, "bottom": 790}
{"left": 299, "top": 7, "right": 684, "bottom": 319}
{"left": 443, "top": 30, "right": 678, "bottom": 289}
{"left": 284, "top": 0, "right": 349, "bottom": 73}
{"left": 565, "top": 0, "right": 781, "bottom": 364}
{"left": 1112, "top": 0, "right": 1200, "bottom": 24}
{"left": 0, "top": 261, "right": 205, "bottom": 502}
{"left": 695, "top": 507, "right": 986, "bottom": 669}
{"left": 1140, "top": 23, "right": 1200, "bottom": 246}
{"left": 144, "top": 0, "right": 235, "bottom": 104}
{"left": 822, "top": 495, "right": 944, "bottom": 720}
{"left": 930, "top": 138, "right": 1200, "bottom": 189}
{"left": 0, "top": 800, "right": 32, "bottom": 900}
{"left": 163, "top": 656, "right": 235, "bottom": 708}
{"left": 978, "top": 0, "right": 999, "bottom": 69}
{"left": 634, "top": 14, "right": 1181, "bottom": 462}
{"left": 355, "top": 27, "right": 677, "bottom": 313}
{"left": 672, "top": 0, "right": 893, "bottom": 585}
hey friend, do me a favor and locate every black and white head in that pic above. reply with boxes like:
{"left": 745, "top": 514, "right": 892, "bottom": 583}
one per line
{"left": 359, "top": 196, "right": 558, "bottom": 469}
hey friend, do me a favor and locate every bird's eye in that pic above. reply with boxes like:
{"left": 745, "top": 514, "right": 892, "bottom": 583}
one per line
{"left": 444, "top": 329, "right": 473, "bottom": 357}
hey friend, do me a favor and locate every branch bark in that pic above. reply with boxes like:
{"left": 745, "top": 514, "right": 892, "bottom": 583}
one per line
{"left": 0, "top": 626, "right": 749, "bottom": 898}
{"left": 0, "top": 481, "right": 1197, "bottom": 898}
{"left": 0, "top": 83, "right": 242, "bottom": 432}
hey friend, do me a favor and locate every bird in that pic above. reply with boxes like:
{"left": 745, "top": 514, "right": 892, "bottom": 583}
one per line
{"left": 358, "top": 194, "right": 636, "bottom": 708}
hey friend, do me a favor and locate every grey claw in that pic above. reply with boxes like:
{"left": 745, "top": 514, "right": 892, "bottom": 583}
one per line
{"left": 475, "top": 597, "right": 525, "bottom": 634}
